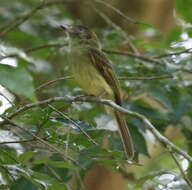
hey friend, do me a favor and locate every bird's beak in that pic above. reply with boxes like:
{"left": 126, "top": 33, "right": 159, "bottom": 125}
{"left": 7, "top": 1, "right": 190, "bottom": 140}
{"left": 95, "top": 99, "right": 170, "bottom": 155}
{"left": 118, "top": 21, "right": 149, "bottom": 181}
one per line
{"left": 60, "top": 25, "right": 73, "bottom": 33}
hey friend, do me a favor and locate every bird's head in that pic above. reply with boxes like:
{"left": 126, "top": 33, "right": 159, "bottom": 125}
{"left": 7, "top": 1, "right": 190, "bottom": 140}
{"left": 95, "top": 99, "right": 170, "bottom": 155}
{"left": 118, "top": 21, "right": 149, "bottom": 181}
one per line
{"left": 60, "top": 25, "right": 101, "bottom": 48}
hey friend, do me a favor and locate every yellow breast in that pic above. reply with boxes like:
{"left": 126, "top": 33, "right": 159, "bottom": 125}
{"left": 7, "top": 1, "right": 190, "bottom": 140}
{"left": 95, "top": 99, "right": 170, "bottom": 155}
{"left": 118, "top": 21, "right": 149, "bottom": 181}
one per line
{"left": 69, "top": 50, "right": 114, "bottom": 100}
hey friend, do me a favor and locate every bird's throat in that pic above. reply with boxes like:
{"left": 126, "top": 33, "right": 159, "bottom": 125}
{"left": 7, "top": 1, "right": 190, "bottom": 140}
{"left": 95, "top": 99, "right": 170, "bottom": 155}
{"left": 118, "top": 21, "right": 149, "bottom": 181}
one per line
{"left": 69, "top": 47, "right": 113, "bottom": 100}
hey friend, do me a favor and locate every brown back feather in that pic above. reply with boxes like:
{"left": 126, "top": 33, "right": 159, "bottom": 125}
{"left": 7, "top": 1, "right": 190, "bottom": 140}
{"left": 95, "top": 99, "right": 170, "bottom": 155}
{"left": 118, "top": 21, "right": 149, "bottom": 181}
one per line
{"left": 88, "top": 48, "right": 122, "bottom": 105}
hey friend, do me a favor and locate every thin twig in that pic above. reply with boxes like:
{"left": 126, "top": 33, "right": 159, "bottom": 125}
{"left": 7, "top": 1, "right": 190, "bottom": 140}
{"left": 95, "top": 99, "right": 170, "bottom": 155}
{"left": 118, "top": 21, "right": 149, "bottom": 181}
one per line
{"left": 46, "top": 165, "right": 63, "bottom": 181}
{"left": 0, "top": 138, "right": 36, "bottom": 145}
{"left": 103, "top": 49, "right": 162, "bottom": 64}
{"left": 35, "top": 76, "right": 72, "bottom": 91}
{"left": 48, "top": 104, "right": 98, "bottom": 145}
{"left": 94, "top": 0, "right": 147, "bottom": 25}
{"left": 25, "top": 43, "right": 67, "bottom": 53}
{"left": 169, "top": 150, "right": 192, "bottom": 188}
{"left": 136, "top": 170, "right": 172, "bottom": 185}
{"left": 0, "top": 92, "right": 15, "bottom": 106}
{"left": 181, "top": 69, "right": 192, "bottom": 74}
{"left": 1, "top": 116, "right": 80, "bottom": 167}
{"left": 75, "top": 170, "right": 87, "bottom": 190}
{"left": 118, "top": 75, "right": 173, "bottom": 81}
{"left": 92, "top": 6, "right": 139, "bottom": 54}
{"left": 154, "top": 48, "right": 192, "bottom": 59}
{"left": 65, "top": 128, "right": 71, "bottom": 155}
{"left": 1, "top": 96, "right": 192, "bottom": 163}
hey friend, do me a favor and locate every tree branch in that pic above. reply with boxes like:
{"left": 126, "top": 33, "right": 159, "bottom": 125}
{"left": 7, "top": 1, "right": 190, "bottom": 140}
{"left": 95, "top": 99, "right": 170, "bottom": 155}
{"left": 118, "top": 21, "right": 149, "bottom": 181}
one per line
{"left": 35, "top": 76, "right": 72, "bottom": 91}
{"left": 1, "top": 96, "right": 192, "bottom": 162}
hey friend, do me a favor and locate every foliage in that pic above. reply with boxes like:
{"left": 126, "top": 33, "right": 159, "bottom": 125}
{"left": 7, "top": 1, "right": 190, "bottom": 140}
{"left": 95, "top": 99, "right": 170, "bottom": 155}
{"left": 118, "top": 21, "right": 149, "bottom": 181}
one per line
{"left": 0, "top": 0, "right": 192, "bottom": 189}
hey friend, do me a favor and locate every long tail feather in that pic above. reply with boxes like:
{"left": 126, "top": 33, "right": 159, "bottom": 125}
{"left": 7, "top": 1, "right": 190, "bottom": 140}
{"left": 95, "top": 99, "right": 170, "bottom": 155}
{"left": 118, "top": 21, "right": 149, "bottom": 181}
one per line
{"left": 114, "top": 111, "right": 134, "bottom": 160}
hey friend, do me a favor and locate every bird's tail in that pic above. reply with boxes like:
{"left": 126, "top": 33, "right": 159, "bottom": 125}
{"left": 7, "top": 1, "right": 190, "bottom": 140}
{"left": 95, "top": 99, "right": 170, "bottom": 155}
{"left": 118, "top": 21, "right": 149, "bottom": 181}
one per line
{"left": 114, "top": 110, "right": 134, "bottom": 160}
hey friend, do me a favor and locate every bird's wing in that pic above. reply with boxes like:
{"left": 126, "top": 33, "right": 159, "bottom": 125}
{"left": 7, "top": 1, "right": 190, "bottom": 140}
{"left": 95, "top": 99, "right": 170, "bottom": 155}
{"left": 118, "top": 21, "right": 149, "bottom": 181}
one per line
{"left": 88, "top": 48, "right": 122, "bottom": 105}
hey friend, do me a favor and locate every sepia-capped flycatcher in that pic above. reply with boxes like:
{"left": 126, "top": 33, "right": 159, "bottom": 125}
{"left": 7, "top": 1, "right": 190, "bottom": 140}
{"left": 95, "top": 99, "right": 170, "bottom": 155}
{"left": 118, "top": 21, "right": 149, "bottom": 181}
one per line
{"left": 61, "top": 25, "right": 134, "bottom": 159}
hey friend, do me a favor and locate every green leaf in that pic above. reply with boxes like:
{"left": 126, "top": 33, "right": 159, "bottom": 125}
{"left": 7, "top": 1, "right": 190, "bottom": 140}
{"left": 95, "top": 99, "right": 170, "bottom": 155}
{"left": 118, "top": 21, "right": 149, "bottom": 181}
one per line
{"left": 129, "top": 123, "right": 149, "bottom": 156}
{"left": 16, "top": 107, "right": 52, "bottom": 125}
{"left": 176, "top": 0, "right": 192, "bottom": 23}
{"left": 11, "top": 177, "right": 38, "bottom": 190}
{"left": 34, "top": 158, "right": 76, "bottom": 169}
{"left": 0, "top": 64, "right": 36, "bottom": 101}
{"left": 166, "top": 26, "right": 182, "bottom": 45}
{"left": 48, "top": 161, "right": 76, "bottom": 169}
{"left": 98, "top": 159, "right": 120, "bottom": 170}
{"left": 18, "top": 151, "right": 37, "bottom": 163}
{"left": 48, "top": 183, "right": 68, "bottom": 190}
{"left": 0, "top": 147, "right": 18, "bottom": 164}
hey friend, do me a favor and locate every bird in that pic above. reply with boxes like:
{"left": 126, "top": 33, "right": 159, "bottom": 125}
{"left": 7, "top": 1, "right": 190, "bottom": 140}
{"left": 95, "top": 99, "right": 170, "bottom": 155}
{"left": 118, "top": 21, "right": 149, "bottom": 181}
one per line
{"left": 61, "top": 25, "right": 134, "bottom": 160}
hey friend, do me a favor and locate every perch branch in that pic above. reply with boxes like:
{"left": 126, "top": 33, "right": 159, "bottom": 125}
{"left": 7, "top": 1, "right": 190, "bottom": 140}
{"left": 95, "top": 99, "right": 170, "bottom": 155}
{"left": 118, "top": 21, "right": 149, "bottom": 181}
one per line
{"left": 1, "top": 96, "right": 192, "bottom": 162}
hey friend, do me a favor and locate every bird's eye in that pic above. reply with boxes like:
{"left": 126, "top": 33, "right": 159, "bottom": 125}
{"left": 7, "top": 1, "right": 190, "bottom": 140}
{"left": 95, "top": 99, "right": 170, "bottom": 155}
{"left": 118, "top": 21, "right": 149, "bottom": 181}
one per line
{"left": 76, "top": 25, "right": 89, "bottom": 31}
